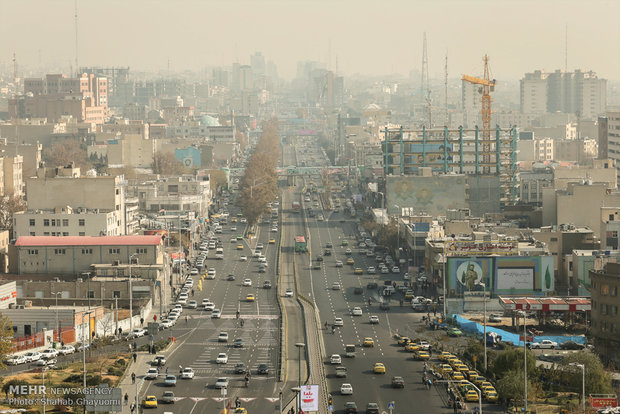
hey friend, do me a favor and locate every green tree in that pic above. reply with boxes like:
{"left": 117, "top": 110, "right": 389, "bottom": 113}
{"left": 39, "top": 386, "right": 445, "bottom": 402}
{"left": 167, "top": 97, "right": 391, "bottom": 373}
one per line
{"left": 495, "top": 369, "right": 537, "bottom": 406}
{"left": 559, "top": 352, "right": 612, "bottom": 395}
{"left": 492, "top": 347, "right": 537, "bottom": 380}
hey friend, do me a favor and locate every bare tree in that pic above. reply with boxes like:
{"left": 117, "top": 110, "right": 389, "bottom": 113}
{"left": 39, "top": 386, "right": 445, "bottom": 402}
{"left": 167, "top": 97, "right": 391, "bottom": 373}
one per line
{"left": 0, "top": 192, "right": 26, "bottom": 238}
{"left": 152, "top": 151, "right": 184, "bottom": 175}
{"left": 44, "top": 139, "right": 90, "bottom": 170}
{"left": 0, "top": 315, "right": 15, "bottom": 369}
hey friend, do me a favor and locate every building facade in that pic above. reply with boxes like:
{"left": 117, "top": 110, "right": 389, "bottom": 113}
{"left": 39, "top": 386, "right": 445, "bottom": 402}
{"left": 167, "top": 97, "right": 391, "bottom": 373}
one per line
{"left": 590, "top": 263, "right": 620, "bottom": 367}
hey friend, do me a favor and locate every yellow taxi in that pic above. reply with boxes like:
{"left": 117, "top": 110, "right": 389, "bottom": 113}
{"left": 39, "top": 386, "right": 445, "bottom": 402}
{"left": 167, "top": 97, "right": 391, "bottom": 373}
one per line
{"left": 269, "top": 238, "right": 276, "bottom": 244}
{"left": 363, "top": 337, "right": 375, "bottom": 347}
{"left": 485, "top": 389, "right": 499, "bottom": 403}
{"left": 439, "top": 351, "right": 453, "bottom": 361}
{"left": 346, "top": 258, "right": 355, "bottom": 265}
{"left": 246, "top": 294, "right": 255, "bottom": 302}
{"left": 415, "top": 351, "right": 431, "bottom": 361}
{"left": 404, "top": 291, "right": 415, "bottom": 300}
{"left": 439, "top": 364, "right": 453, "bottom": 373}
{"left": 482, "top": 385, "right": 496, "bottom": 396}
{"left": 481, "top": 381, "right": 494, "bottom": 391}
{"left": 456, "top": 364, "right": 470, "bottom": 376}
{"left": 465, "top": 389, "right": 479, "bottom": 402}
{"left": 142, "top": 396, "right": 158, "bottom": 408}
{"left": 233, "top": 409, "right": 248, "bottom": 414}
{"left": 468, "top": 373, "right": 483, "bottom": 384}
{"left": 354, "top": 268, "right": 363, "bottom": 275}
{"left": 405, "top": 343, "right": 419, "bottom": 353}
{"left": 397, "top": 336, "right": 411, "bottom": 346}
{"left": 236, "top": 244, "right": 244, "bottom": 250}
{"left": 473, "top": 376, "right": 488, "bottom": 387}
{"left": 451, "top": 371, "right": 465, "bottom": 381}
{"left": 373, "top": 363, "right": 386, "bottom": 374}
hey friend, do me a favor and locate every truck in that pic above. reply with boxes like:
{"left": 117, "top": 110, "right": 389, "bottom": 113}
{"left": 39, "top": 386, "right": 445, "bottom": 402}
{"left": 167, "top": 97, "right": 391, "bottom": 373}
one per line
{"left": 295, "top": 236, "right": 307, "bottom": 253}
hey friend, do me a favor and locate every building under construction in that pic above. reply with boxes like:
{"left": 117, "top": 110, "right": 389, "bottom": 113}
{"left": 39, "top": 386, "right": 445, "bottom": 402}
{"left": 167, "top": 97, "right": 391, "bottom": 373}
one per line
{"left": 382, "top": 126, "right": 518, "bottom": 213}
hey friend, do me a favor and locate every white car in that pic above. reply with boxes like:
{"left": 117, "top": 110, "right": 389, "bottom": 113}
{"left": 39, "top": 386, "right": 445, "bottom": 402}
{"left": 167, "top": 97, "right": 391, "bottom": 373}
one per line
{"left": 351, "top": 307, "right": 363, "bottom": 316}
{"left": 41, "top": 349, "right": 59, "bottom": 359}
{"left": 253, "top": 250, "right": 261, "bottom": 257}
{"left": 212, "top": 309, "right": 222, "bottom": 318}
{"left": 177, "top": 297, "right": 187, "bottom": 305}
{"left": 58, "top": 345, "right": 76, "bottom": 355}
{"left": 190, "top": 268, "right": 199, "bottom": 276}
{"left": 216, "top": 353, "right": 228, "bottom": 364}
{"left": 202, "top": 298, "right": 211, "bottom": 306}
{"left": 284, "top": 288, "right": 294, "bottom": 297}
{"left": 240, "top": 255, "right": 248, "bottom": 262}
{"left": 332, "top": 282, "right": 341, "bottom": 290}
{"left": 369, "top": 315, "right": 379, "bottom": 324}
{"left": 187, "top": 300, "right": 198, "bottom": 309}
{"left": 240, "top": 218, "right": 247, "bottom": 223}
{"left": 335, "top": 260, "right": 343, "bottom": 267}
{"left": 160, "top": 319, "right": 174, "bottom": 329}
{"left": 130, "top": 328, "right": 147, "bottom": 338}
{"left": 258, "top": 255, "right": 267, "bottom": 263}
{"left": 256, "top": 243, "right": 264, "bottom": 250}
{"left": 218, "top": 332, "right": 229, "bottom": 342}
{"left": 145, "top": 368, "right": 159, "bottom": 380}
{"left": 23, "top": 351, "right": 42, "bottom": 362}
{"left": 243, "top": 279, "right": 252, "bottom": 287}
{"left": 391, "top": 266, "right": 400, "bottom": 273}
{"left": 6, "top": 355, "right": 27, "bottom": 365}
{"left": 330, "top": 354, "right": 342, "bottom": 365}
{"left": 181, "top": 367, "right": 195, "bottom": 379}
{"left": 36, "top": 358, "right": 56, "bottom": 367}
{"left": 532, "top": 340, "right": 558, "bottom": 349}
{"left": 204, "top": 302, "right": 215, "bottom": 311}
{"left": 214, "top": 377, "right": 229, "bottom": 389}
{"left": 333, "top": 317, "right": 344, "bottom": 327}
{"left": 340, "top": 383, "right": 353, "bottom": 395}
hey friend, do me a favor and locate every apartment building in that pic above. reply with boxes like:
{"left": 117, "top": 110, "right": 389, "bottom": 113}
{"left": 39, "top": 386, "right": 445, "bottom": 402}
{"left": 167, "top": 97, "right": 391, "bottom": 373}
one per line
{"left": 590, "top": 262, "right": 620, "bottom": 366}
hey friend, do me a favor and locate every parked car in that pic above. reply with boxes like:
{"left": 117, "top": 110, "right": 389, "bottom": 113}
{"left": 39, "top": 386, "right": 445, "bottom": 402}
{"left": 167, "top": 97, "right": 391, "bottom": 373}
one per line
{"left": 6, "top": 355, "right": 27, "bottom": 365}
{"left": 532, "top": 340, "right": 558, "bottom": 349}
{"left": 559, "top": 340, "right": 586, "bottom": 350}
{"left": 58, "top": 345, "right": 76, "bottom": 355}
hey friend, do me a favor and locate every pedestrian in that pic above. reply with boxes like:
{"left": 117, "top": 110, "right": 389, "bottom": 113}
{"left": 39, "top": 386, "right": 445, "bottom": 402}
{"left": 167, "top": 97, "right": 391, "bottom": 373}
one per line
{"left": 185, "top": 315, "right": 188, "bottom": 324}
{"left": 132, "top": 352, "right": 137, "bottom": 363}
{"left": 140, "top": 317, "right": 144, "bottom": 326}
{"left": 324, "top": 321, "right": 328, "bottom": 330}
{"left": 128, "top": 344, "right": 132, "bottom": 352}
{"left": 124, "top": 393, "right": 129, "bottom": 405}
{"left": 131, "top": 372, "right": 136, "bottom": 384}
{"left": 153, "top": 315, "right": 157, "bottom": 322}
{"left": 240, "top": 319, "right": 244, "bottom": 327}
{"left": 165, "top": 367, "right": 168, "bottom": 375}
{"left": 157, "top": 367, "right": 160, "bottom": 375}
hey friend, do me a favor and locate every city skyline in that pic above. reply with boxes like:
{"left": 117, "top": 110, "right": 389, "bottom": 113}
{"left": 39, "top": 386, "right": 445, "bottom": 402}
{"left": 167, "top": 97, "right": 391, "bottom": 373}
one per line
{"left": 0, "top": 0, "right": 619, "bottom": 81}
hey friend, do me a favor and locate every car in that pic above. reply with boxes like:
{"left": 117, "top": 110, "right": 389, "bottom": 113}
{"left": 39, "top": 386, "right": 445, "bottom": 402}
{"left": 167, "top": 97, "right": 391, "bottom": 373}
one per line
{"left": 216, "top": 353, "right": 228, "bottom": 364}
{"left": 201, "top": 298, "right": 213, "bottom": 306}
{"left": 58, "top": 345, "right": 75, "bottom": 355}
{"left": 258, "top": 265, "right": 266, "bottom": 273}
{"left": 23, "top": 351, "right": 42, "bottom": 362}
{"left": 130, "top": 328, "right": 147, "bottom": 338}
{"left": 367, "top": 266, "right": 376, "bottom": 274}
{"left": 245, "top": 294, "right": 255, "bottom": 302}
{"left": 32, "top": 356, "right": 54, "bottom": 367}
{"left": 532, "top": 339, "right": 558, "bottom": 349}
{"left": 341, "top": 240, "right": 349, "bottom": 246}
{"left": 465, "top": 389, "right": 479, "bottom": 402}
{"left": 152, "top": 355, "right": 167, "bottom": 366}
{"left": 142, "top": 395, "right": 158, "bottom": 408}
{"left": 230, "top": 226, "right": 237, "bottom": 231}
{"left": 326, "top": 242, "right": 333, "bottom": 248}
{"left": 324, "top": 249, "right": 332, "bottom": 256}
{"left": 218, "top": 332, "right": 229, "bottom": 342}
{"left": 161, "top": 391, "right": 175, "bottom": 404}
{"left": 257, "top": 243, "right": 264, "bottom": 250}
{"left": 332, "top": 282, "right": 341, "bottom": 290}
{"left": 336, "top": 366, "right": 348, "bottom": 378}
{"left": 346, "top": 258, "right": 354, "bottom": 266}
{"left": 243, "top": 278, "right": 252, "bottom": 287}
{"left": 180, "top": 367, "right": 195, "bottom": 379}
{"left": 233, "top": 408, "right": 248, "bottom": 414}
{"left": 263, "top": 280, "right": 272, "bottom": 289}
{"left": 41, "top": 349, "right": 59, "bottom": 359}
{"left": 236, "top": 244, "right": 244, "bottom": 250}
{"left": 333, "top": 317, "right": 344, "bottom": 327}
{"left": 190, "top": 268, "right": 199, "bottom": 276}
{"left": 367, "top": 282, "right": 378, "bottom": 289}
{"left": 363, "top": 337, "right": 375, "bottom": 347}
{"left": 271, "top": 227, "right": 278, "bottom": 232}
{"left": 353, "top": 268, "right": 363, "bottom": 275}
{"left": 369, "top": 315, "right": 379, "bottom": 324}
{"left": 344, "top": 401, "right": 358, "bottom": 413}
{"left": 373, "top": 363, "right": 386, "bottom": 374}
{"left": 269, "top": 238, "right": 276, "bottom": 244}
{"left": 234, "top": 363, "right": 247, "bottom": 374}
{"left": 488, "top": 314, "right": 502, "bottom": 323}
{"left": 164, "top": 375, "right": 177, "bottom": 386}
{"left": 214, "top": 377, "right": 229, "bottom": 389}
{"left": 233, "top": 338, "right": 244, "bottom": 348}
{"left": 335, "top": 260, "right": 343, "bottom": 267}
{"left": 451, "top": 371, "right": 465, "bottom": 381}
{"left": 6, "top": 355, "right": 27, "bottom": 365}
{"left": 391, "top": 376, "right": 405, "bottom": 388}
{"left": 285, "top": 288, "right": 294, "bottom": 297}
{"left": 405, "top": 343, "right": 420, "bottom": 353}
{"left": 391, "top": 266, "right": 400, "bottom": 273}
{"left": 187, "top": 300, "right": 198, "bottom": 309}
{"left": 257, "top": 363, "right": 269, "bottom": 375}
{"left": 330, "top": 354, "right": 342, "bottom": 364}
{"left": 345, "top": 249, "right": 352, "bottom": 256}
{"left": 416, "top": 351, "right": 431, "bottom": 360}
{"left": 351, "top": 307, "right": 362, "bottom": 316}
{"left": 227, "top": 274, "right": 236, "bottom": 281}
{"left": 340, "top": 383, "right": 353, "bottom": 395}
{"left": 366, "top": 403, "right": 380, "bottom": 414}
{"left": 380, "top": 266, "right": 389, "bottom": 274}
{"left": 447, "top": 328, "right": 463, "bottom": 337}
{"left": 559, "top": 340, "right": 586, "bottom": 350}
{"left": 240, "top": 255, "right": 248, "bottom": 262}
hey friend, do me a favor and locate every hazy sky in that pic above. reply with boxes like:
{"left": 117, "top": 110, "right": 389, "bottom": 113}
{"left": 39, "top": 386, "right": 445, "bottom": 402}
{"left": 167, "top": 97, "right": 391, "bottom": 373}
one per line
{"left": 1, "top": 0, "right": 619, "bottom": 81}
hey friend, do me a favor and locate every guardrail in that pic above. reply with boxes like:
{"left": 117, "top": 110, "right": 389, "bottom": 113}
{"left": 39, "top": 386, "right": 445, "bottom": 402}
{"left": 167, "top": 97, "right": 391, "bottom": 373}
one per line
{"left": 275, "top": 198, "right": 285, "bottom": 384}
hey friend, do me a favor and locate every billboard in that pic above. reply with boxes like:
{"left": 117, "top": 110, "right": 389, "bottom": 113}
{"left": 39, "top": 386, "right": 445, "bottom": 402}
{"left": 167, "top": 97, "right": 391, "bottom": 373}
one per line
{"left": 445, "top": 240, "right": 518, "bottom": 256}
{"left": 447, "top": 255, "right": 554, "bottom": 297}
{"left": 386, "top": 175, "right": 467, "bottom": 217}
{"left": 300, "top": 385, "right": 319, "bottom": 411}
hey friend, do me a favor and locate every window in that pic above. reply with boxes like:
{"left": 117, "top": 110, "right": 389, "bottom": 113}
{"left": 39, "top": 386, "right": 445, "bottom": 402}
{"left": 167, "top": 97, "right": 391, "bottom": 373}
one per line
{"left": 109, "top": 248, "right": 120, "bottom": 254}
{"left": 27, "top": 249, "right": 38, "bottom": 255}
{"left": 81, "top": 248, "right": 93, "bottom": 254}
{"left": 29, "top": 232, "right": 35, "bottom": 236}
{"left": 550, "top": 237, "right": 558, "bottom": 242}
{"left": 79, "top": 232, "right": 85, "bottom": 236}
{"left": 29, "top": 219, "right": 35, "bottom": 226}
{"left": 113, "top": 291, "right": 121, "bottom": 298}
{"left": 79, "top": 219, "right": 85, "bottom": 226}
{"left": 62, "top": 232, "right": 69, "bottom": 236}
{"left": 136, "top": 248, "right": 147, "bottom": 254}
{"left": 62, "top": 219, "right": 69, "bottom": 226}
{"left": 43, "top": 219, "right": 50, "bottom": 227}
{"left": 88, "top": 291, "right": 95, "bottom": 299}
{"left": 51, "top": 219, "right": 56, "bottom": 226}
{"left": 43, "top": 232, "right": 49, "bottom": 236}
{"left": 610, "top": 214, "right": 615, "bottom": 221}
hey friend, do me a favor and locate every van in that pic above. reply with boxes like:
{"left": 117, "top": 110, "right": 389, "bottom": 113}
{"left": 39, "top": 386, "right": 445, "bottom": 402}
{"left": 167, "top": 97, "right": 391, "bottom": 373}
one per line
{"left": 345, "top": 344, "right": 356, "bottom": 357}
{"left": 215, "top": 248, "right": 224, "bottom": 259}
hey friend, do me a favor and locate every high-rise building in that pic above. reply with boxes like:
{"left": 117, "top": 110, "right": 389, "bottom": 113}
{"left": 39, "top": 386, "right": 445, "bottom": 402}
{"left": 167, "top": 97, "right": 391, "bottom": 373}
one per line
{"left": 605, "top": 111, "right": 620, "bottom": 180}
{"left": 520, "top": 70, "right": 607, "bottom": 119}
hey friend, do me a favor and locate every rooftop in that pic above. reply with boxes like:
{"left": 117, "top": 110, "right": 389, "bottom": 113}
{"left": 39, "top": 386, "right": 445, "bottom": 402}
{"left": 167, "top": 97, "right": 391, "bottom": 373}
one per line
{"left": 15, "top": 235, "right": 162, "bottom": 247}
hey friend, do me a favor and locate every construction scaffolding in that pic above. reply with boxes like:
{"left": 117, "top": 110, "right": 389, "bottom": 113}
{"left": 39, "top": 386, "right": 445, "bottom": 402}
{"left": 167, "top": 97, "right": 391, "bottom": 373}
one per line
{"left": 382, "top": 126, "right": 518, "bottom": 208}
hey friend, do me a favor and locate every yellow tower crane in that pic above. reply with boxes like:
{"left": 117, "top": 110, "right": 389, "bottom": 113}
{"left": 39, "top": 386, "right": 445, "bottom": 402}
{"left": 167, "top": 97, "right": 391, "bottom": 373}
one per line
{"left": 462, "top": 55, "right": 496, "bottom": 173}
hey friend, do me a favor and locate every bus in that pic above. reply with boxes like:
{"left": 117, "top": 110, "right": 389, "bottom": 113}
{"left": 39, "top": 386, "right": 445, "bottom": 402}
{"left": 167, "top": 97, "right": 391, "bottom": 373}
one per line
{"left": 295, "top": 236, "right": 307, "bottom": 253}
{"left": 292, "top": 201, "right": 301, "bottom": 213}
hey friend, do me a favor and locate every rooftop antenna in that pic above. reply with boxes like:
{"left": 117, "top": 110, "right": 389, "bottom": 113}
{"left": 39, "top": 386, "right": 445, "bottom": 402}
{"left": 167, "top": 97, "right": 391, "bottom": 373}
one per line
{"left": 74, "top": 0, "right": 79, "bottom": 76}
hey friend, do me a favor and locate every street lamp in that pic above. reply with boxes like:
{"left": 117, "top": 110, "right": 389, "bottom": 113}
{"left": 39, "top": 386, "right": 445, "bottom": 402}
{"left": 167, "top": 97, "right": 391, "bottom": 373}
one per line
{"left": 129, "top": 253, "right": 138, "bottom": 333}
{"left": 480, "top": 282, "right": 488, "bottom": 371}
{"left": 518, "top": 310, "right": 528, "bottom": 412}
{"left": 394, "top": 205, "right": 401, "bottom": 258}
{"left": 42, "top": 366, "right": 48, "bottom": 414}
{"left": 569, "top": 362, "right": 585, "bottom": 414}
{"left": 51, "top": 292, "right": 61, "bottom": 345}
{"left": 295, "top": 343, "right": 306, "bottom": 412}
